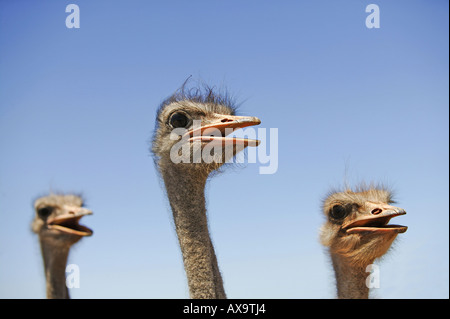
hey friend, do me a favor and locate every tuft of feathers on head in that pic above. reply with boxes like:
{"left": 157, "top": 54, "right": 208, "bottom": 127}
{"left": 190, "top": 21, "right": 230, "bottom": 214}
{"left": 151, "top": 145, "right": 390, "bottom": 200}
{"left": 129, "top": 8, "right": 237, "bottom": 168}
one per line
{"left": 155, "top": 77, "right": 238, "bottom": 128}
{"left": 32, "top": 192, "right": 85, "bottom": 211}
{"left": 321, "top": 182, "right": 395, "bottom": 217}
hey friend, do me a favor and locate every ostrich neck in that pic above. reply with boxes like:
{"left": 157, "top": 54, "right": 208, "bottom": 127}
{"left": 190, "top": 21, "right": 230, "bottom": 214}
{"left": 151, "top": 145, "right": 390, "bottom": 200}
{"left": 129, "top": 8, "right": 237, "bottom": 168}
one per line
{"left": 331, "top": 253, "right": 371, "bottom": 299}
{"left": 39, "top": 239, "right": 70, "bottom": 299}
{"left": 161, "top": 164, "right": 226, "bottom": 299}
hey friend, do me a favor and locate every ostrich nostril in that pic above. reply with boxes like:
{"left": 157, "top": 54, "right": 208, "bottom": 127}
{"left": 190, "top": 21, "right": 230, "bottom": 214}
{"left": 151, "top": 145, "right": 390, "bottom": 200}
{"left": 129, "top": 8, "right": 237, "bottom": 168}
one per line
{"left": 371, "top": 208, "right": 383, "bottom": 215}
{"left": 68, "top": 211, "right": 75, "bottom": 215}
{"left": 221, "top": 118, "right": 233, "bottom": 123}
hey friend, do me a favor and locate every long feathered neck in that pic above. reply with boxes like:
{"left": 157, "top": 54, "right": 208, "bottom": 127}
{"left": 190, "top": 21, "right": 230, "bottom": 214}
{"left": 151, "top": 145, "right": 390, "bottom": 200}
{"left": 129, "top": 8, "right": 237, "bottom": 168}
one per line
{"left": 39, "top": 238, "right": 70, "bottom": 299}
{"left": 330, "top": 252, "right": 371, "bottom": 299}
{"left": 161, "top": 163, "right": 226, "bottom": 299}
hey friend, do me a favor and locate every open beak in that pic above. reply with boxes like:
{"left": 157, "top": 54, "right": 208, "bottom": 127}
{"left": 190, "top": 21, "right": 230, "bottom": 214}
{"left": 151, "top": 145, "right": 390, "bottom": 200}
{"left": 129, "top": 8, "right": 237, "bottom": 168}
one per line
{"left": 343, "top": 205, "right": 408, "bottom": 235}
{"left": 47, "top": 206, "right": 93, "bottom": 237}
{"left": 183, "top": 114, "right": 261, "bottom": 147}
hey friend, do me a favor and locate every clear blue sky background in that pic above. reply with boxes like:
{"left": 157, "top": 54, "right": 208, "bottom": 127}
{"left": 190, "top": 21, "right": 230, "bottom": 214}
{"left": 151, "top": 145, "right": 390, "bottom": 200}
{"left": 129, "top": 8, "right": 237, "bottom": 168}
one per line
{"left": 0, "top": 1, "right": 448, "bottom": 298}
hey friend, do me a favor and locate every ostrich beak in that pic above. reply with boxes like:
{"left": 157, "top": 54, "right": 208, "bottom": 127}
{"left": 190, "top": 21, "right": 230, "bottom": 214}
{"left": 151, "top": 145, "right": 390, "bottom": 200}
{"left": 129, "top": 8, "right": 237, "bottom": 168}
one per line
{"left": 184, "top": 114, "right": 261, "bottom": 147}
{"left": 343, "top": 203, "right": 408, "bottom": 235}
{"left": 47, "top": 206, "right": 93, "bottom": 237}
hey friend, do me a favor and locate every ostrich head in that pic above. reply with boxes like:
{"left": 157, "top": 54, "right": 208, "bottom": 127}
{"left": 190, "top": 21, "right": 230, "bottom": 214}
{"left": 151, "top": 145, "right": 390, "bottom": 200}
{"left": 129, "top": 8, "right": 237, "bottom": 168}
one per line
{"left": 31, "top": 194, "right": 93, "bottom": 247}
{"left": 152, "top": 85, "right": 261, "bottom": 176}
{"left": 319, "top": 186, "right": 407, "bottom": 266}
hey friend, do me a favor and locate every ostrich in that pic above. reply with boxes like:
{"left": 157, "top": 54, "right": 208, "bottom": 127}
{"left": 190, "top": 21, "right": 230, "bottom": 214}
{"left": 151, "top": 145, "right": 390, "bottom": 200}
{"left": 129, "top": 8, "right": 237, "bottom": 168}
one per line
{"left": 319, "top": 185, "right": 407, "bottom": 299}
{"left": 31, "top": 193, "right": 93, "bottom": 299}
{"left": 152, "top": 84, "right": 261, "bottom": 299}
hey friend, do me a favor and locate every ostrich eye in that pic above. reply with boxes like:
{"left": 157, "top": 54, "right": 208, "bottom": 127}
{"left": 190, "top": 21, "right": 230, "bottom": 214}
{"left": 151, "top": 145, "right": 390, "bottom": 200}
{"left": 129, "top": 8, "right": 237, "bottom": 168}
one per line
{"left": 169, "top": 112, "right": 190, "bottom": 128}
{"left": 37, "top": 207, "right": 52, "bottom": 219}
{"left": 330, "top": 205, "right": 348, "bottom": 220}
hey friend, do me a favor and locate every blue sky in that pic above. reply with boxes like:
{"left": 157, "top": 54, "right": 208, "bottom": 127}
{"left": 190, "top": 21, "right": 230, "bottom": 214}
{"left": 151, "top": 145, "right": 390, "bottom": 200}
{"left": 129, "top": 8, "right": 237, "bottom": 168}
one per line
{"left": 0, "top": 1, "right": 448, "bottom": 298}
